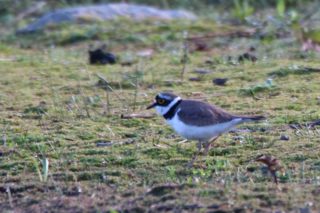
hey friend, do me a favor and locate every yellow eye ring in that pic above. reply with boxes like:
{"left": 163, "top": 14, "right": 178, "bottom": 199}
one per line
{"left": 158, "top": 99, "right": 166, "bottom": 104}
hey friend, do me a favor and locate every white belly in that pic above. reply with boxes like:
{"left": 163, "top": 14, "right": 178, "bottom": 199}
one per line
{"left": 166, "top": 114, "right": 242, "bottom": 141}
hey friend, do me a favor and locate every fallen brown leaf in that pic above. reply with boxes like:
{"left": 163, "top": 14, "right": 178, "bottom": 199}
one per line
{"left": 255, "top": 155, "right": 283, "bottom": 184}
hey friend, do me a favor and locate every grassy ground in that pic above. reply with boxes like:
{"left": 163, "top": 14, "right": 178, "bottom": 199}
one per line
{"left": 0, "top": 18, "right": 320, "bottom": 212}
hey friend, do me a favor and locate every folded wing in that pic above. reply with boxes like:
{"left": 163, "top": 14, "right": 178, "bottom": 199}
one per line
{"left": 177, "top": 100, "right": 235, "bottom": 126}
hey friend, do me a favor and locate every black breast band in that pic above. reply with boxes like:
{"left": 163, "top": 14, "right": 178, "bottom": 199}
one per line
{"left": 163, "top": 100, "right": 182, "bottom": 120}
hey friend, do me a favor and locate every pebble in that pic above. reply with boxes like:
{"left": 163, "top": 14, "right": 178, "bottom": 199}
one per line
{"left": 213, "top": 78, "right": 228, "bottom": 86}
{"left": 280, "top": 135, "right": 290, "bottom": 141}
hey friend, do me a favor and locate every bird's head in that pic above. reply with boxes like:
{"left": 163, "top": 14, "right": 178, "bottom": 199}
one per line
{"left": 147, "top": 92, "right": 181, "bottom": 116}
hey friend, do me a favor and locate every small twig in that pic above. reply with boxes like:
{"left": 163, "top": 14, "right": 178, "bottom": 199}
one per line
{"left": 133, "top": 73, "right": 139, "bottom": 111}
{"left": 6, "top": 185, "right": 13, "bottom": 208}
{"left": 0, "top": 57, "right": 16, "bottom": 62}
{"left": 105, "top": 125, "right": 115, "bottom": 137}
{"left": 96, "top": 139, "right": 135, "bottom": 147}
{"left": 77, "top": 83, "right": 91, "bottom": 118}
{"left": 129, "top": 64, "right": 144, "bottom": 112}
{"left": 120, "top": 113, "right": 155, "bottom": 119}
{"left": 153, "top": 144, "right": 168, "bottom": 149}
{"left": 180, "top": 31, "right": 189, "bottom": 81}
{"left": 178, "top": 139, "right": 188, "bottom": 144}
{"left": 42, "top": 158, "right": 49, "bottom": 182}
{"left": 96, "top": 73, "right": 127, "bottom": 107}
{"left": 2, "top": 125, "right": 8, "bottom": 146}
{"left": 83, "top": 98, "right": 91, "bottom": 118}
{"left": 103, "top": 89, "right": 111, "bottom": 115}
{"left": 96, "top": 141, "right": 113, "bottom": 147}
{"left": 147, "top": 184, "right": 185, "bottom": 196}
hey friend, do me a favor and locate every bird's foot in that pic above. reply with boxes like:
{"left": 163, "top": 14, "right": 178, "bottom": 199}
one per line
{"left": 186, "top": 140, "right": 205, "bottom": 168}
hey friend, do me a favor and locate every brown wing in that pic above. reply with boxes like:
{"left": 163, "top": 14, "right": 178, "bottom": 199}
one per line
{"left": 177, "top": 100, "right": 235, "bottom": 126}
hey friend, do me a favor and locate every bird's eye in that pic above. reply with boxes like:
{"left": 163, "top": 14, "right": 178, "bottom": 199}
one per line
{"left": 158, "top": 99, "right": 166, "bottom": 105}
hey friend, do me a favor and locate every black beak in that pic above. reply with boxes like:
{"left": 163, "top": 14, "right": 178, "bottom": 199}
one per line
{"left": 146, "top": 102, "right": 156, "bottom": 109}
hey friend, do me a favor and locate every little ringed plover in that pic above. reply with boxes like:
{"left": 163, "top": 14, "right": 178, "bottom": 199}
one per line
{"left": 147, "top": 92, "right": 265, "bottom": 166}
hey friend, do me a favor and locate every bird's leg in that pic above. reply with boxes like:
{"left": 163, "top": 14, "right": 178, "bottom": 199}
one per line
{"left": 187, "top": 140, "right": 203, "bottom": 168}
{"left": 203, "top": 136, "right": 220, "bottom": 156}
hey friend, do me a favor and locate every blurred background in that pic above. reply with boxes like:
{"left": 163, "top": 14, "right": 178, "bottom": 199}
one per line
{"left": 1, "top": 0, "right": 319, "bottom": 51}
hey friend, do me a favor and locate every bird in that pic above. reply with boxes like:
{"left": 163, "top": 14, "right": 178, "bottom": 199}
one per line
{"left": 147, "top": 92, "right": 265, "bottom": 167}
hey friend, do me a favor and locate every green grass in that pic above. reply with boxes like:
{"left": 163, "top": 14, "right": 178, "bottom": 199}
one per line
{"left": 0, "top": 18, "right": 320, "bottom": 212}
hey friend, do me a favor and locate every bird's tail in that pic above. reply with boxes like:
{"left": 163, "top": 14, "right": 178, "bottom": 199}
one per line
{"left": 237, "top": 115, "right": 266, "bottom": 122}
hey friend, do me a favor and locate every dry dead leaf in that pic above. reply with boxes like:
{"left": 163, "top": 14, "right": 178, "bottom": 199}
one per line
{"left": 255, "top": 155, "right": 283, "bottom": 184}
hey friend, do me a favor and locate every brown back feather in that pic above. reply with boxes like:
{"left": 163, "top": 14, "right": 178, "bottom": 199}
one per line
{"left": 177, "top": 100, "right": 235, "bottom": 126}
